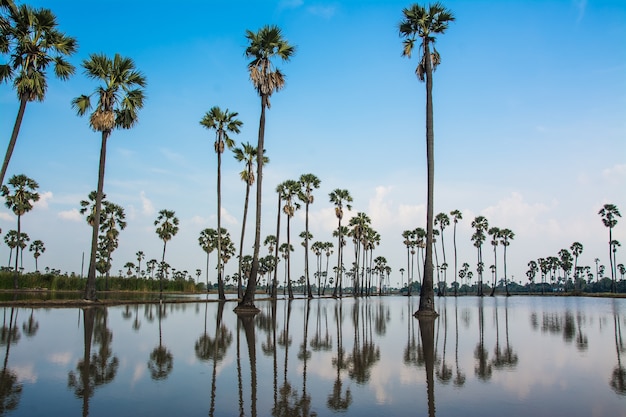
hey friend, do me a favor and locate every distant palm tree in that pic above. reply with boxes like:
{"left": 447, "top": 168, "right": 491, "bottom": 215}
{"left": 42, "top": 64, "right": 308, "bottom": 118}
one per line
{"left": 200, "top": 106, "right": 242, "bottom": 301}
{"left": 471, "top": 216, "right": 489, "bottom": 296}
{"left": 487, "top": 226, "right": 500, "bottom": 296}
{"left": 329, "top": 189, "right": 352, "bottom": 297}
{"left": 100, "top": 201, "right": 126, "bottom": 289}
{"left": 499, "top": 228, "right": 514, "bottom": 296}
{"left": 239, "top": 25, "right": 295, "bottom": 312}
{"left": 401, "top": 229, "right": 415, "bottom": 294}
{"left": 400, "top": 2, "right": 455, "bottom": 316}
{"left": 198, "top": 228, "right": 218, "bottom": 291}
{"left": 599, "top": 204, "right": 621, "bottom": 292}
{"left": 570, "top": 242, "right": 583, "bottom": 288}
{"left": 233, "top": 142, "right": 268, "bottom": 298}
{"left": 281, "top": 179, "right": 300, "bottom": 299}
{"left": 4, "top": 229, "right": 18, "bottom": 268}
{"left": 72, "top": 53, "right": 146, "bottom": 301}
{"left": 136, "top": 251, "right": 145, "bottom": 278}
{"left": 450, "top": 209, "right": 462, "bottom": 296}
{"left": 0, "top": 4, "right": 77, "bottom": 186}
{"left": 154, "top": 209, "right": 179, "bottom": 295}
{"left": 1, "top": 174, "right": 39, "bottom": 288}
{"left": 298, "top": 173, "right": 321, "bottom": 298}
{"left": 434, "top": 212, "right": 450, "bottom": 295}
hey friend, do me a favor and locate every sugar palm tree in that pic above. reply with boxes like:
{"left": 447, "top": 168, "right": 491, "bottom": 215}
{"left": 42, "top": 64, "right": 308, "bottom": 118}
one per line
{"left": 154, "top": 209, "right": 179, "bottom": 295}
{"left": 434, "top": 212, "right": 450, "bottom": 295}
{"left": 1, "top": 174, "right": 38, "bottom": 287}
{"left": 238, "top": 25, "right": 295, "bottom": 312}
{"left": 4, "top": 229, "right": 18, "bottom": 268}
{"left": 450, "top": 209, "right": 462, "bottom": 296}
{"left": 233, "top": 142, "right": 268, "bottom": 298}
{"left": 200, "top": 106, "right": 242, "bottom": 300}
{"left": 487, "top": 226, "right": 500, "bottom": 296}
{"left": 329, "top": 189, "right": 352, "bottom": 297}
{"left": 401, "top": 229, "right": 415, "bottom": 294}
{"left": 499, "top": 228, "right": 514, "bottom": 296}
{"left": 199, "top": 228, "right": 218, "bottom": 291}
{"left": 100, "top": 201, "right": 126, "bottom": 289}
{"left": 0, "top": 4, "right": 77, "bottom": 186}
{"left": 72, "top": 53, "right": 146, "bottom": 301}
{"left": 599, "top": 204, "right": 621, "bottom": 292}
{"left": 299, "top": 173, "right": 321, "bottom": 298}
{"left": 570, "top": 242, "right": 583, "bottom": 288}
{"left": 400, "top": 2, "right": 454, "bottom": 316}
{"left": 471, "top": 216, "right": 488, "bottom": 296}
{"left": 136, "top": 251, "right": 145, "bottom": 278}
{"left": 281, "top": 179, "right": 301, "bottom": 299}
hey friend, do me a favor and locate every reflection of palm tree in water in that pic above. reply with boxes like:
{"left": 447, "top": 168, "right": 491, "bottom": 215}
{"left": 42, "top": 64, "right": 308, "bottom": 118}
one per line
{"left": 22, "top": 308, "right": 38, "bottom": 337}
{"left": 296, "top": 301, "right": 312, "bottom": 415}
{"left": 474, "top": 298, "right": 492, "bottom": 380}
{"left": 347, "top": 300, "right": 380, "bottom": 385}
{"left": 239, "top": 313, "right": 257, "bottom": 417}
{"left": 0, "top": 308, "right": 23, "bottom": 415}
{"left": 453, "top": 299, "right": 465, "bottom": 387}
{"left": 610, "top": 300, "right": 625, "bottom": 395}
{"left": 328, "top": 302, "right": 352, "bottom": 412}
{"left": 147, "top": 304, "right": 173, "bottom": 381}
{"left": 491, "top": 298, "right": 518, "bottom": 370}
{"left": 404, "top": 297, "right": 424, "bottom": 367}
{"left": 418, "top": 317, "right": 436, "bottom": 417}
{"left": 68, "top": 308, "right": 119, "bottom": 417}
{"left": 435, "top": 301, "right": 452, "bottom": 384}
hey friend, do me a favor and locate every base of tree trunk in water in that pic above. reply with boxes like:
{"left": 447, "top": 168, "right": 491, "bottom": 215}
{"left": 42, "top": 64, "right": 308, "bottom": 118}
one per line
{"left": 414, "top": 309, "right": 439, "bottom": 318}
{"left": 233, "top": 302, "right": 260, "bottom": 315}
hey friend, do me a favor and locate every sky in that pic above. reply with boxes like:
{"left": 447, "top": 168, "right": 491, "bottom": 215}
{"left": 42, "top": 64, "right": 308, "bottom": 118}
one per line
{"left": 0, "top": 0, "right": 624, "bottom": 288}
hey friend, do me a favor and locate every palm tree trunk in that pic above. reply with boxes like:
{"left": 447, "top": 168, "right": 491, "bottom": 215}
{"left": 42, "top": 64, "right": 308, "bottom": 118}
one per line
{"left": 217, "top": 142, "right": 225, "bottom": 301}
{"left": 417, "top": 38, "right": 436, "bottom": 316}
{"left": 305, "top": 202, "right": 313, "bottom": 298}
{"left": 286, "top": 215, "right": 293, "bottom": 299}
{"left": 85, "top": 131, "right": 110, "bottom": 301}
{"left": 238, "top": 97, "right": 266, "bottom": 311}
{"left": 237, "top": 177, "right": 251, "bottom": 299}
{"left": 453, "top": 224, "right": 458, "bottom": 296}
{"left": 0, "top": 99, "right": 27, "bottom": 187}
{"left": 272, "top": 194, "right": 282, "bottom": 298}
{"left": 14, "top": 215, "right": 21, "bottom": 289}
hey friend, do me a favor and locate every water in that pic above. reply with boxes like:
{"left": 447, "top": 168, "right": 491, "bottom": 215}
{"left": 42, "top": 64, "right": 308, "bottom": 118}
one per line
{"left": 1, "top": 296, "right": 624, "bottom": 416}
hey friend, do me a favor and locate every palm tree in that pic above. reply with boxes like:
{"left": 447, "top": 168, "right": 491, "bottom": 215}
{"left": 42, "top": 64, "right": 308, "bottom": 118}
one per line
{"left": 1, "top": 174, "right": 38, "bottom": 288}
{"left": 298, "top": 173, "right": 321, "bottom": 299}
{"left": 200, "top": 106, "right": 242, "bottom": 301}
{"left": 434, "top": 212, "right": 450, "bottom": 295}
{"left": 471, "top": 216, "right": 488, "bottom": 296}
{"left": 570, "top": 242, "right": 583, "bottom": 288}
{"left": 599, "top": 204, "right": 621, "bottom": 292}
{"left": 499, "top": 228, "right": 514, "bottom": 296}
{"left": 329, "top": 189, "right": 353, "bottom": 297}
{"left": 72, "top": 53, "right": 146, "bottom": 301}
{"left": 4, "top": 229, "right": 18, "bottom": 268}
{"left": 154, "top": 209, "right": 179, "bottom": 295}
{"left": 400, "top": 3, "right": 455, "bottom": 316}
{"left": 487, "top": 226, "right": 500, "bottom": 296}
{"left": 100, "top": 201, "right": 126, "bottom": 289}
{"left": 450, "top": 209, "right": 462, "bottom": 296}
{"left": 199, "top": 228, "right": 218, "bottom": 291}
{"left": 238, "top": 25, "right": 295, "bottom": 312}
{"left": 281, "top": 179, "right": 300, "bottom": 299}
{"left": 401, "top": 229, "right": 415, "bottom": 294}
{"left": 0, "top": 4, "right": 77, "bottom": 186}
{"left": 233, "top": 142, "right": 268, "bottom": 298}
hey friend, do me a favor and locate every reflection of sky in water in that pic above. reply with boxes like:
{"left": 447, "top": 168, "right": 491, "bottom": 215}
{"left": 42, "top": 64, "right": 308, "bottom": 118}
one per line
{"left": 1, "top": 296, "right": 625, "bottom": 416}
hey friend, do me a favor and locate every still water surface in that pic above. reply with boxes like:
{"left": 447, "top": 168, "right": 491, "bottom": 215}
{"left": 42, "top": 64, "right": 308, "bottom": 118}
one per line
{"left": 1, "top": 296, "right": 624, "bottom": 417}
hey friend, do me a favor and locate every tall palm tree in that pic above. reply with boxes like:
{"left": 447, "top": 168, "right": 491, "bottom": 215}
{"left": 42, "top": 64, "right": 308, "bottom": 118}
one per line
{"left": 136, "top": 251, "right": 145, "bottom": 278}
{"left": 329, "top": 189, "right": 353, "bottom": 297}
{"left": 400, "top": 2, "right": 454, "bottom": 316}
{"left": 238, "top": 25, "right": 295, "bottom": 312}
{"left": 233, "top": 142, "right": 268, "bottom": 299}
{"left": 200, "top": 106, "right": 242, "bottom": 301}
{"left": 1, "top": 174, "right": 38, "bottom": 288}
{"left": 599, "top": 204, "right": 621, "bottom": 293}
{"left": 199, "top": 228, "right": 218, "bottom": 291}
{"left": 434, "top": 212, "right": 450, "bottom": 295}
{"left": 100, "top": 201, "right": 126, "bottom": 290}
{"left": 402, "top": 229, "right": 415, "bottom": 294}
{"left": 4, "top": 229, "right": 18, "bottom": 268}
{"left": 72, "top": 53, "right": 146, "bottom": 301}
{"left": 281, "top": 179, "right": 300, "bottom": 299}
{"left": 450, "top": 209, "right": 462, "bottom": 296}
{"left": 471, "top": 216, "right": 488, "bottom": 296}
{"left": 154, "top": 209, "right": 179, "bottom": 296}
{"left": 487, "top": 226, "right": 500, "bottom": 296}
{"left": 499, "top": 228, "right": 514, "bottom": 296}
{"left": 298, "top": 173, "right": 321, "bottom": 298}
{"left": 28, "top": 239, "right": 44, "bottom": 272}
{"left": 0, "top": 4, "right": 77, "bottom": 186}
{"left": 570, "top": 242, "right": 583, "bottom": 288}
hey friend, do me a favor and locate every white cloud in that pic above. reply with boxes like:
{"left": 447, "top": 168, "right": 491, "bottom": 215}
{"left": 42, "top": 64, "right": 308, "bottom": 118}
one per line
{"left": 190, "top": 215, "right": 208, "bottom": 226}
{"left": 602, "top": 163, "right": 626, "bottom": 184}
{"left": 48, "top": 352, "right": 73, "bottom": 366}
{"left": 33, "top": 191, "right": 53, "bottom": 210}
{"left": 58, "top": 208, "right": 82, "bottom": 222}
{"left": 0, "top": 212, "right": 12, "bottom": 221}
{"left": 14, "top": 364, "right": 37, "bottom": 383}
{"left": 140, "top": 191, "right": 155, "bottom": 216}
{"left": 307, "top": 5, "right": 337, "bottom": 19}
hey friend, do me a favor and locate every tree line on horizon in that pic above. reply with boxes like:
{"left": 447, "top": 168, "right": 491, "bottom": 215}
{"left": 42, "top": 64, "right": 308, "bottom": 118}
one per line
{"left": 1, "top": 2, "right": 623, "bottom": 309}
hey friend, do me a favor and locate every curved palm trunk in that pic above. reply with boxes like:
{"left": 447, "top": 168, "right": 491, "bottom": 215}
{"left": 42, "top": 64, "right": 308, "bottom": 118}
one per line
{"left": 0, "top": 99, "right": 27, "bottom": 187}
{"left": 238, "top": 176, "right": 252, "bottom": 299}
{"left": 417, "top": 39, "right": 437, "bottom": 316}
{"left": 85, "top": 131, "right": 110, "bottom": 301}
{"left": 217, "top": 143, "right": 225, "bottom": 301}
{"left": 238, "top": 97, "right": 266, "bottom": 312}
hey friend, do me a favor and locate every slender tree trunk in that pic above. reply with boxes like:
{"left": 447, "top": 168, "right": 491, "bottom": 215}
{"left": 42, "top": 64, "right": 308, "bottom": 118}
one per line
{"left": 13, "top": 215, "right": 21, "bottom": 289}
{"left": 0, "top": 99, "right": 28, "bottom": 187}
{"left": 272, "top": 194, "right": 282, "bottom": 299}
{"left": 160, "top": 241, "right": 167, "bottom": 296}
{"left": 490, "top": 246, "right": 497, "bottom": 296}
{"left": 305, "top": 202, "right": 313, "bottom": 298}
{"left": 85, "top": 131, "right": 110, "bottom": 301}
{"left": 217, "top": 138, "right": 225, "bottom": 301}
{"left": 238, "top": 97, "right": 266, "bottom": 312}
{"left": 453, "top": 223, "right": 458, "bottom": 296}
{"left": 286, "top": 214, "right": 294, "bottom": 299}
{"left": 333, "top": 221, "right": 342, "bottom": 297}
{"left": 417, "top": 38, "right": 437, "bottom": 317}
{"left": 504, "top": 246, "right": 510, "bottom": 296}
{"left": 238, "top": 177, "right": 251, "bottom": 299}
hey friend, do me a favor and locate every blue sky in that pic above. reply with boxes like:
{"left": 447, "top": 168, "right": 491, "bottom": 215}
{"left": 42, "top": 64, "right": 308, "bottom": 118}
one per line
{"left": 0, "top": 0, "right": 624, "bottom": 286}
